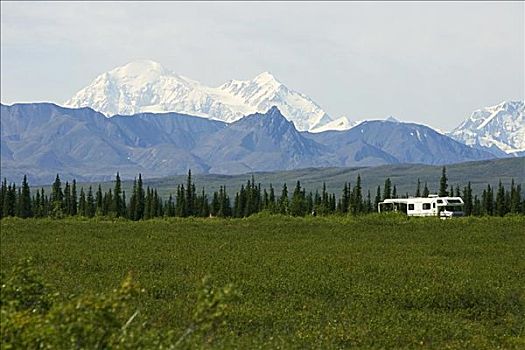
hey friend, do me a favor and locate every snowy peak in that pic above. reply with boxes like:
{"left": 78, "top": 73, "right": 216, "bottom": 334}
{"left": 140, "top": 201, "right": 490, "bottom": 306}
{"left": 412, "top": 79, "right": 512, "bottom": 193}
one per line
{"left": 253, "top": 71, "right": 281, "bottom": 85}
{"left": 64, "top": 61, "right": 336, "bottom": 131}
{"left": 449, "top": 100, "right": 525, "bottom": 155}
{"left": 385, "top": 116, "right": 400, "bottom": 123}
{"left": 113, "top": 60, "right": 168, "bottom": 79}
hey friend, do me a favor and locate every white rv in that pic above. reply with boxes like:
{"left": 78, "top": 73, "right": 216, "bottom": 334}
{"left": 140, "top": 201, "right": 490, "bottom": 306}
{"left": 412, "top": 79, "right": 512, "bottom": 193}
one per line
{"left": 378, "top": 195, "right": 464, "bottom": 218}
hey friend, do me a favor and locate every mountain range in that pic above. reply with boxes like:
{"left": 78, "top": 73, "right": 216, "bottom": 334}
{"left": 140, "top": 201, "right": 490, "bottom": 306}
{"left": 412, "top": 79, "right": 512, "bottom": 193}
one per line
{"left": 64, "top": 61, "right": 524, "bottom": 153}
{"left": 65, "top": 60, "right": 337, "bottom": 132}
{"left": 1, "top": 61, "right": 524, "bottom": 185}
{"left": 1, "top": 103, "right": 497, "bottom": 185}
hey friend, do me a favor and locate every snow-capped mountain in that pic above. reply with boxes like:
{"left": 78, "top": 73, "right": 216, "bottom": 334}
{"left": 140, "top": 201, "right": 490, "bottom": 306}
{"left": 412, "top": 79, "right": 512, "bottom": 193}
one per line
{"left": 65, "top": 60, "right": 336, "bottom": 131}
{"left": 448, "top": 101, "right": 525, "bottom": 155}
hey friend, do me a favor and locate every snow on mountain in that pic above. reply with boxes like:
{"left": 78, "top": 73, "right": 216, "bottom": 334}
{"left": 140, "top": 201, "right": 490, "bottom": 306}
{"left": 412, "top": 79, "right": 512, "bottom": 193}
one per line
{"left": 448, "top": 101, "right": 525, "bottom": 155}
{"left": 65, "top": 60, "right": 335, "bottom": 131}
{"left": 309, "top": 116, "right": 360, "bottom": 133}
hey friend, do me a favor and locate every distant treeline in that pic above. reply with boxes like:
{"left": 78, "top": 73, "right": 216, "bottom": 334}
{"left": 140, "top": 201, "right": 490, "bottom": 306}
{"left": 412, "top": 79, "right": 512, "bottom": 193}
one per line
{"left": 1, "top": 167, "right": 523, "bottom": 220}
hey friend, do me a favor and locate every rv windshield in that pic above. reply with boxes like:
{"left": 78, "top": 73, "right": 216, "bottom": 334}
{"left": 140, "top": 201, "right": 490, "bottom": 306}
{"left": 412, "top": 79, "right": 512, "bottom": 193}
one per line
{"left": 442, "top": 205, "right": 463, "bottom": 212}
{"left": 446, "top": 199, "right": 462, "bottom": 204}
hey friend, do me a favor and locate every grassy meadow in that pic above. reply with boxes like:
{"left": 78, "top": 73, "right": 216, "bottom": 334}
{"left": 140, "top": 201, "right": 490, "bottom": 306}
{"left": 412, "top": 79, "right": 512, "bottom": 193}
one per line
{"left": 1, "top": 215, "right": 524, "bottom": 348}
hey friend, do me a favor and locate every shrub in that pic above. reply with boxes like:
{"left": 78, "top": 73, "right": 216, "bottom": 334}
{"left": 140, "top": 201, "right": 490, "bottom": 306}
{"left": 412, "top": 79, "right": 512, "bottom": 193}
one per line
{"left": 1, "top": 260, "right": 237, "bottom": 349}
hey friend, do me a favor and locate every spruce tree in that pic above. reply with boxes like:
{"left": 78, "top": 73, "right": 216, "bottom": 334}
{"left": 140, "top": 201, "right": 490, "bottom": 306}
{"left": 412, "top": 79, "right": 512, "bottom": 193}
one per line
{"left": 153, "top": 189, "right": 161, "bottom": 217}
{"left": 290, "top": 181, "right": 306, "bottom": 216}
{"left": 96, "top": 185, "right": 103, "bottom": 216}
{"left": 0, "top": 178, "right": 7, "bottom": 219}
{"left": 329, "top": 193, "right": 336, "bottom": 213}
{"left": 462, "top": 182, "right": 473, "bottom": 216}
{"left": 185, "top": 170, "right": 194, "bottom": 216}
{"left": 472, "top": 195, "right": 481, "bottom": 216}
{"left": 220, "top": 186, "right": 231, "bottom": 217}
{"left": 71, "top": 180, "right": 78, "bottom": 216}
{"left": 16, "top": 187, "right": 22, "bottom": 217}
{"left": 495, "top": 180, "right": 506, "bottom": 217}
{"left": 374, "top": 186, "right": 381, "bottom": 212}
{"left": 176, "top": 184, "right": 186, "bottom": 217}
{"left": 504, "top": 186, "right": 511, "bottom": 215}
{"left": 366, "top": 190, "right": 372, "bottom": 213}
{"left": 122, "top": 191, "right": 127, "bottom": 219}
{"left": 510, "top": 179, "right": 521, "bottom": 213}
{"left": 211, "top": 191, "right": 220, "bottom": 216}
{"left": 144, "top": 187, "right": 153, "bottom": 220}
{"left": 64, "top": 181, "right": 71, "bottom": 216}
{"left": 482, "top": 184, "right": 494, "bottom": 215}
{"left": 268, "top": 184, "right": 276, "bottom": 213}
{"left": 243, "top": 180, "right": 253, "bottom": 217}
{"left": 112, "top": 172, "right": 123, "bottom": 217}
{"left": 128, "top": 178, "right": 138, "bottom": 220}
{"left": 86, "top": 186, "right": 95, "bottom": 218}
{"left": 340, "top": 182, "right": 350, "bottom": 213}
{"left": 262, "top": 189, "right": 269, "bottom": 210}
{"left": 19, "top": 175, "right": 32, "bottom": 218}
{"left": 34, "top": 191, "right": 41, "bottom": 218}
{"left": 415, "top": 178, "right": 421, "bottom": 197}
{"left": 39, "top": 188, "right": 47, "bottom": 217}
{"left": 103, "top": 189, "right": 113, "bottom": 216}
{"left": 135, "top": 174, "right": 145, "bottom": 220}
{"left": 422, "top": 182, "right": 430, "bottom": 197}
{"left": 279, "top": 183, "right": 289, "bottom": 215}
{"left": 50, "top": 174, "right": 64, "bottom": 217}
{"left": 439, "top": 166, "right": 448, "bottom": 197}
{"left": 3, "top": 184, "right": 16, "bottom": 217}
{"left": 166, "top": 194, "right": 175, "bottom": 217}
{"left": 318, "top": 182, "right": 329, "bottom": 215}
{"left": 306, "top": 192, "right": 314, "bottom": 215}
{"left": 197, "top": 188, "right": 209, "bottom": 217}
{"left": 351, "top": 174, "right": 363, "bottom": 214}
{"left": 78, "top": 188, "right": 86, "bottom": 216}
{"left": 383, "top": 178, "right": 392, "bottom": 200}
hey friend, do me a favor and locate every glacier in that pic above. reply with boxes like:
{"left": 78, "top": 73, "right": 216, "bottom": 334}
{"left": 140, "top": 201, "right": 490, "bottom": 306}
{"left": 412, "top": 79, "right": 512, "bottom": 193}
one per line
{"left": 65, "top": 60, "right": 342, "bottom": 132}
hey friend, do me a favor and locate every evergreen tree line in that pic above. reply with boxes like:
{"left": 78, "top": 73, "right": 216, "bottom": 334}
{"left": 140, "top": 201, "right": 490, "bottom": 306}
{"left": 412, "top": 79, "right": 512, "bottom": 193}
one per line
{"left": 1, "top": 168, "right": 523, "bottom": 220}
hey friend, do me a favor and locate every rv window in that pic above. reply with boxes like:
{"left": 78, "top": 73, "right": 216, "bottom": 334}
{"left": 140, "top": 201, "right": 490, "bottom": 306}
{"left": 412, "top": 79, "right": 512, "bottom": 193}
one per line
{"left": 447, "top": 199, "right": 462, "bottom": 204}
{"left": 408, "top": 204, "right": 414, "bottom": 210}
{"left": 422, "top": 203, "right": 431, "bottom": 210}
{"left": 437, "top": 199, "right": 443, "bottom": 203}
{"left": 433, "top": 203, "right": 436, "bottom": 208}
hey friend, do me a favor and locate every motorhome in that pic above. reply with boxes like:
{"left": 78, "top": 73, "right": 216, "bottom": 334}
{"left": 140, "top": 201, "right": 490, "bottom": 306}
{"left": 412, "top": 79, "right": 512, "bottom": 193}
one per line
{"left": 378, "top": 195, "right": 464, "bottom": 218}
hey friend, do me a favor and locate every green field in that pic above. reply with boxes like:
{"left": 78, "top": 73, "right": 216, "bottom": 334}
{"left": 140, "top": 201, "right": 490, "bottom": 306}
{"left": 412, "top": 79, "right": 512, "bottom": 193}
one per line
{"left": 1, "top": 216, "right": 524, "bottom": 348}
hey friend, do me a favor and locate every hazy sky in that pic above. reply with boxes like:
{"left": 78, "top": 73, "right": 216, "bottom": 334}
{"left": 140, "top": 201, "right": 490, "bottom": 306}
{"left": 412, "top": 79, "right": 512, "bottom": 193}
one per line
{"left": 1, "top": 1, "right": 523, "bottom": 130}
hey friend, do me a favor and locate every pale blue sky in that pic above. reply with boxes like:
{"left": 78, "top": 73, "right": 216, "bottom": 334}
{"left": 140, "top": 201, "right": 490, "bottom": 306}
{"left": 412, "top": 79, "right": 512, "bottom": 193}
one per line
{"left": 1, "top": 1, "right": 523, "bottom": 130}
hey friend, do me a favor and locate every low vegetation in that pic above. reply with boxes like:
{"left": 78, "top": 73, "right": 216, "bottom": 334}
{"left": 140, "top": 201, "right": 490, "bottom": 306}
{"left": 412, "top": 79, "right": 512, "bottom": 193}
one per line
{"left": 1, "top": 215, "right": 524, "bottom": 348}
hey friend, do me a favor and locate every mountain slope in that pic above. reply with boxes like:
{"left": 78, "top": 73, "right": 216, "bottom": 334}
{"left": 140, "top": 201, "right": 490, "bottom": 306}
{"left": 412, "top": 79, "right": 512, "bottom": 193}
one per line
{"left": 194, "top": 106, "right": 338, "bottom": 174}
{"left": 448, "top": 101, "right": 525, "bottom": 155}
{"left": 306, "top": 120, "right": 495, "bottom": 165}
{"left": 65, "top": 60, "right": 334, "bottom": 131}
{"left": 0, "top": 103, "right": 220, "bottom": 182}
